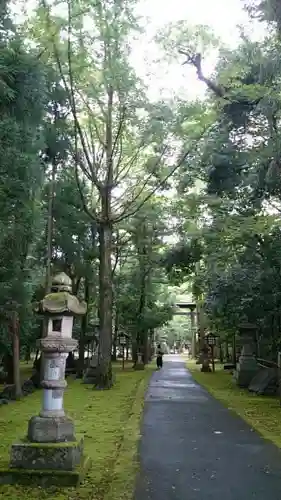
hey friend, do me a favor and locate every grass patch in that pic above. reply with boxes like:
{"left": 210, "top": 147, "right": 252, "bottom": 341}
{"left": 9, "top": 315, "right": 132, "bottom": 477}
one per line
{"left": 19, "top": 361, "right": 34, "bottom": 381}
{"left": 0, "top": 362, "right": 154, "bottom": 500}
{"left": 187, "top": 360, "right": 281, "bottom": 449}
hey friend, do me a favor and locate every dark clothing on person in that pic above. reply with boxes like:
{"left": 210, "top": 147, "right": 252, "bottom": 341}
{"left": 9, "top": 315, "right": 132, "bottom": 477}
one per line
{"left": 156, "top": 346, "right": 163, "bottom": 368}
{"left": 156, "top": 355, "right": 163, "bottom": 368}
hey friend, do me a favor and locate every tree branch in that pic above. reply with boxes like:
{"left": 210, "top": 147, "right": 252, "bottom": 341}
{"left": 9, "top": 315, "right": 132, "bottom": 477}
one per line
{"left": 74, "top": 162, "right": 98, "bottom": 221}
{"left": 113, "top": 141, "right": 147, "bottom": 185}
{"left": 115, "top": 125, "right": 211, "bottom": 223}
{"left": 178, "top": 48, "right": 225, "bottom": 98}
{"left": 42, "top": 0, "right": 101, "bottom": 190}
{"left": 112, "top": 104, "right": 127, "bottom": 160}
{"left": 113, "top": 145, "right": 169, "bottom": 213}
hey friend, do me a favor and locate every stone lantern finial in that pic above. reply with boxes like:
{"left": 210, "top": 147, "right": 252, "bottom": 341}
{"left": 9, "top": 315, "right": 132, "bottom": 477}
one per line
{"left": 51, "top": 272, "right": 72, "bottom": 293}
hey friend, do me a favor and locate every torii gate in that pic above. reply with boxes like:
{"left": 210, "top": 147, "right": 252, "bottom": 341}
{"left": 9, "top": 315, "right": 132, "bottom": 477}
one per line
{"left": 174, "top": 303, "right": 197, "bottom": 358}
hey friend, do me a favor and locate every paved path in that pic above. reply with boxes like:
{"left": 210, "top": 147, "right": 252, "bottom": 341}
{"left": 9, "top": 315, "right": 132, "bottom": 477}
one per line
{"left": 134, "top": 355, "right": 281, "bottom": 500}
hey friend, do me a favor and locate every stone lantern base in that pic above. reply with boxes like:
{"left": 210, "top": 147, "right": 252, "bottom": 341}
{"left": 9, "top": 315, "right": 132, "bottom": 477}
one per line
{"left": 10, "top": 437, "right": 83, "bottom": 470}
{"left": 3, "top": 419, "right": 88, "bottom": 486}
{"left": 0, "top": 436, "right": 91, "bottom": 487}
{"left": 27, "top": 415, "right": 76, "bottom": 443}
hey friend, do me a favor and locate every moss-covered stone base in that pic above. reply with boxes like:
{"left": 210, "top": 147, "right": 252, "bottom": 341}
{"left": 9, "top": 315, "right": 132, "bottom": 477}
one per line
{"left": 10, "top": 437, "right": 84, "bottom": 470}
{"left": 0, "top": 455, "right": 91, "bottom": 488}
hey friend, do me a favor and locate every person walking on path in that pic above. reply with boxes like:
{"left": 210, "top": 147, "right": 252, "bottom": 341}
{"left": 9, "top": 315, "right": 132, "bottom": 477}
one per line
{"left": 156, "top": 344, "right": 163, "bottom": 369}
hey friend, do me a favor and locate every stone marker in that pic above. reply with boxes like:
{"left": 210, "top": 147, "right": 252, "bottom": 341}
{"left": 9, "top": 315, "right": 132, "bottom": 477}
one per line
{"left": 200, "top": 346, "right": 211, "bottom": 372}
{"left": 0, "top": 273, "right": 90, "bottom": 487}
{"left": 83, "top": 351, "right": 99, "bottom": 384}
{"left": 248, "top": 367, "right": 278, "bottom": 396}
{"left": 233, "top": 323, "right": 259, "bottom": 387}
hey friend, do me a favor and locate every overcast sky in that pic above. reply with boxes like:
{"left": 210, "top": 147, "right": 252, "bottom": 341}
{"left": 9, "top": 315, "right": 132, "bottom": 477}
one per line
{"left": 14, "top": 0, "right": 264, "bottom": 102}
{"left": 130, "top": 0, "right": 264, "bottom": 101}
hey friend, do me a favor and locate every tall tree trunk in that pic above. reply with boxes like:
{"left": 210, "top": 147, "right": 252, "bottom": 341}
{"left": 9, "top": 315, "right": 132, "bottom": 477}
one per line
{"left": 147, "top": 328, "right": 154, "bottom": 361}
{"left": 45, "top": 162, "right": 55, "bottom": 296}
{"left": 95, "top": 86, "right": 114, "bottom": 388}
{"left": 112, "top": 309, "right": 119, "bottom": 362}
{"left": 225, "top": 341, "right": 229, "bottom": 361}
{"left": 11, "top": 312, "right": 21, "bottom": 398}
{"left": 97, "top": 221, "right": 113, "bottom": 388}
{"left": 190, "top": 307, "right": 196, "bottom": 358}
{"left": 40, "top": 160, "right": 56, "bottom": 382}
{"left": 77, "top": 278, "right": 90, "bottom": 378}
{"left": 134, "top": 262, "right": 146, "bottom": 370}
{"left": 4, "top": 353, "right": 13, "bottom": 384}
{"left": 25, "top": 346, "right": 31, "bottom": 363}
{"left": 126, "top": 338, "right": 130, "bottom": 360}
{"left": 196, "top": 302, "right": 205, "bottom": 349}
{"left": 143, "top": 333, "right": 150, "bottom": 365}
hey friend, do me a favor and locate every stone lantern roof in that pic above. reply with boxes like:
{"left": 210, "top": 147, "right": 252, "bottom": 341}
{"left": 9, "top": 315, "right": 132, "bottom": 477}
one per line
{"left": 34, "top": 272, "right": 87, "bottom": 316}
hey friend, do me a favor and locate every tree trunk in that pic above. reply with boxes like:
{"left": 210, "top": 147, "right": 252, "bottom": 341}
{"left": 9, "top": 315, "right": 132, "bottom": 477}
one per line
{"left": 40, "top": 159, "right": 56, "bottom": 382}
{"left": 224, "top": 341, "right": 229, "bottom": 361}
{"left": 143, "top": 333, "right": 150, "bottom": 365}
{"left": 232, "top": 334, "right": 237, "bottom": 365}
{"left": 148, "top": 329, "right": 154, "bottom": 361}
{"left": 11, "top": 312, "right": 21, "bottom": 398}
{"left": 219, "top": 339, "right": 224, "bottom": 363}
{"left": 45, "top": 160, "right": 56, "bottom": 295}
{"left": 77, "top": 278, "right": 89, "bottom": 378}
{"left": 134, "top": 250, "right": 147, "bottom": 370}
{"left": 3, "top": 352, "right": 13, "bottom": 384}
{"left": 190, "top": 308, "right": 196, "bottom": 358}
{"left": 94, "top": 84, "right": 114, "bottom": 388}
{"left": 24, "top": 346, "right": 31, "bottom": 363}
{"left": 112, "top": 314, "right": 118, "bottom": 362}
{"left": 96, "top": 221, "right": 113, "bottom": 388}
{"left": 132, "top": 341, "right": 138, "bottom": 366}
{"left": 196, "top": 302, "right": 205, "bottom": 349}
{"left": 126, "top": 341, "right": 129, "bottom": 360}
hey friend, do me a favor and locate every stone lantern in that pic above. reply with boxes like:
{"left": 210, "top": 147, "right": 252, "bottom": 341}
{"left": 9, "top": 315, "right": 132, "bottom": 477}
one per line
{"left": 7, "top": 272, "right": 89, "bottom": 486}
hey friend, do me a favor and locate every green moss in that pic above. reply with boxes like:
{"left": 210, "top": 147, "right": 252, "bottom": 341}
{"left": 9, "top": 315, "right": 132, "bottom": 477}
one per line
{"left": 103, "top": 376, "right": 148, "bottom": 500}
{"left": 0, "top": 361, "right": 154, "bottom": 499}
{"left": 19, "top": 438, "right": 83, "bottom": 448}
{"left": 187, "top": 360, "right": 281, "bottom": 449}
{"left": 44, "top": 292, "right": 69, "bottom": 301}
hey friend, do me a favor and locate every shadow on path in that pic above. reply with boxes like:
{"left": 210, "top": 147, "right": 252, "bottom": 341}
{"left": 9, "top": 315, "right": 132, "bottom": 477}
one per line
{"left": 134, "top": 355, "right": 281, "bottom": 500}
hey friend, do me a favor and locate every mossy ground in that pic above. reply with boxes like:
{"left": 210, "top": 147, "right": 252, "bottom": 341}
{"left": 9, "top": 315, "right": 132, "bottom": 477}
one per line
{"left": 187, "top": 359, "right": 281, "bottom": 448}
{"left": 0, "top": 361, "right": 154, "bottom": 500}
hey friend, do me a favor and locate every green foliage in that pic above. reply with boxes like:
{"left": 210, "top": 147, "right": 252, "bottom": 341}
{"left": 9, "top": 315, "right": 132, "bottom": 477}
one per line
{"left": 114, "top": 199, "right": 174, "bottom": 344}
{"left": 0, "top": 23, "right": 46, "bottom": 351}
{"left": 4, "top": 0, "right": 281, "bottom": 377}
{"left": 155, "top": 6, "right": 281, "bottom": 360}
{"left": 156, "top": 21, "right": 220, "bottom": 64}
{"left": 163, "top": 239, "right": 202, "bottom": 285}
